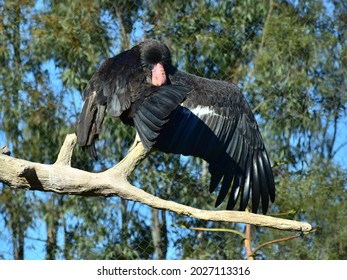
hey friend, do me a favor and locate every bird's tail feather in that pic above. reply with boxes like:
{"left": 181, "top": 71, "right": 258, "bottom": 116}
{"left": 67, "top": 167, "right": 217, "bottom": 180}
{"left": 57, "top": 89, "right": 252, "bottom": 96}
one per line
{"left": 76, "top": 92, "right": 106, "bottom": 160}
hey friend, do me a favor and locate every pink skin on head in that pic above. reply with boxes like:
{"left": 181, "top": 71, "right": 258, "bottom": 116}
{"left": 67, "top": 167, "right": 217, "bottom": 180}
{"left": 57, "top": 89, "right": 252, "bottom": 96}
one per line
{"left": 151, "top": 63, "right": 167, "bottom": 86}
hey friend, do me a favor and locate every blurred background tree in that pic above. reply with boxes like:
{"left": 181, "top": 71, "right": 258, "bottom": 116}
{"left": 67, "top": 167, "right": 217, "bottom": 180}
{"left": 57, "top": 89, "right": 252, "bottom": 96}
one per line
{"left": 0, "top": 0, "right": 346, "bottom": 259}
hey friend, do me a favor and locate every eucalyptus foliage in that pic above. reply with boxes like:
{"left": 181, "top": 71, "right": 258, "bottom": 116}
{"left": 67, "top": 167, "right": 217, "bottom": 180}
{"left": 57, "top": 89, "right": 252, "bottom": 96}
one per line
{"left": 0, "top": 0, "right": 346, "bottom": 260}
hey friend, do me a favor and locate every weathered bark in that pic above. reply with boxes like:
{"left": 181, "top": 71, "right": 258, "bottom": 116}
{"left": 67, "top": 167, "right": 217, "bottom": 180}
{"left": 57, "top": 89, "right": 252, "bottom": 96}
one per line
{"left": 0, "top": 133, "right": 312, "bottom": 232}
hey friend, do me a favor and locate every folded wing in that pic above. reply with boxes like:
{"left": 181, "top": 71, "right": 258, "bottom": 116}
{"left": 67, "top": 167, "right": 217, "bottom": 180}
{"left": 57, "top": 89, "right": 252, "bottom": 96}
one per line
{"left": 132, "top": 85, "right": 192, "bottom": 150}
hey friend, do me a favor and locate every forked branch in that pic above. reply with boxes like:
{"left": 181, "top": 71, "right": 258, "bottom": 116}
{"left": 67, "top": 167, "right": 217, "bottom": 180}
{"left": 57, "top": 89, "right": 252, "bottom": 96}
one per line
{"left": 0, "top": 133, "right": 312, "bottom": 232}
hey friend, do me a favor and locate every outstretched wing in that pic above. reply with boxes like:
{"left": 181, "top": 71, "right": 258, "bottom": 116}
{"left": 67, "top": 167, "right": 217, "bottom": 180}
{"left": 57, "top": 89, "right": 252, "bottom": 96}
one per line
{"left": 201, "top": 103, "right": 275, "bottom": 214}
{"left": 76, "top": 48, "right": 143, "bottom": 158}
{"left": 188, "top": 87, "right": 275, "bottom": 214}
{"left": 160, "top": 71, "right": 275, "bottom": 213}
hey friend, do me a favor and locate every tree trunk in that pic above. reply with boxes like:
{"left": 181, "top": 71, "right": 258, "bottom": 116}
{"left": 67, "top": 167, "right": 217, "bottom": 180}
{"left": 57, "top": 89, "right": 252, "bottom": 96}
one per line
{"left": 45, "top": 196, "right": 59, "bottom": 259}
{"left": 151, "top": 208, "right": 163, "bottom": 259}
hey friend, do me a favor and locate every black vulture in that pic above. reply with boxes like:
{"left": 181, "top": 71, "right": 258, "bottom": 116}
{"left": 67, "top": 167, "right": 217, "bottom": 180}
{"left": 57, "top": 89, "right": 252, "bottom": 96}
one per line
{"left": 77, "top": 40, "right": 275, "bottom": 214}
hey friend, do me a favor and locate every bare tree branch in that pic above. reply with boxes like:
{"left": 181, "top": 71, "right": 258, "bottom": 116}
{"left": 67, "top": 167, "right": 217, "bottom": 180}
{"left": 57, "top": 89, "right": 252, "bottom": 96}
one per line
{"left": 1, "top": 145, "right": 11, "bottom": 156}
{"left": 252, "top": 233, "right": 302, "bottom": 257}
{"left": 244, "top": 223, "right": 254, "bottom": 260}
{"left": 0, "top": 133, "right": 312, "bottom": 232}
{"left": 54, "top": 134, "right": 77, "bottom": 166}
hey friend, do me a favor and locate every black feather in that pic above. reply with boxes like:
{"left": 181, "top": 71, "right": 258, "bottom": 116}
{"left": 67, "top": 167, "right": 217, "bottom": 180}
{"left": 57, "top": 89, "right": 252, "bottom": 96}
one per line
{"left": 76, "top": 91, "right": 106, "bottom": 160}
{"left": 132, "top": 85, "right": 192, "bottom": 151}
{"left": 77, "top": 40, "right": 276, "bottom": 214}
{"left": 226, "top": 173, "right": 242, "bottom": 210}
{"left": 209, "top": 171, "right": 224, "bottom": 193}
{"left": 239, "top": 154, "right": 251, "bottom": 211}
{"left": 257, "top": 153, "right": 270, "bottom": 214}
{"left": 215, "top": 172, "right": 233, "bottom": 207}
{"left": 261, "top": 150, "right": 276, "bottom": 202}
{"left": 251, "top": 151, "right": 261, "bottom": 213}
{"left": 136, "top": 108, "right": 164, "bottom": 132}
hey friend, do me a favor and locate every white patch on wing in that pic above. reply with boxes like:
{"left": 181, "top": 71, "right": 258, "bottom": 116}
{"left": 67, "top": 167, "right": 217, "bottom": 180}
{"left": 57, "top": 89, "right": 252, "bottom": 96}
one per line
{"left": 189, "top": 105, "right": 220, "bottom": 118}
{"left": 181, "top": 104, "right": 228, "bottom": 138}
